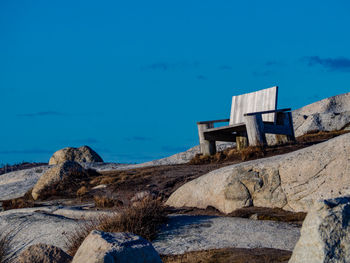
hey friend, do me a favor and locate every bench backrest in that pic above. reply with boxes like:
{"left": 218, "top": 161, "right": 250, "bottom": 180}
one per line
{"left": 229, "top": 86, "right": 278, "bottom": 125}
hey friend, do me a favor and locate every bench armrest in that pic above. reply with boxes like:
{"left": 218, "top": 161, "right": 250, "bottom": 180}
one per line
{"left": 243, "top": 108, "right": 291, "bottom": 116}
{"left": 197, "top": 118, "right": 230, "bottom": 125}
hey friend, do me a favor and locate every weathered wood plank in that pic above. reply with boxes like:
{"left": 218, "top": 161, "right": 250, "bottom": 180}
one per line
{"left": 244, "top": 108, "right": 291, "bottom": 116}
{"left": 204, "top": 123, "right": 246, "bottom": 133}
{"left": 230, "top": 86, "right": 278, "bottom": 125}
{"left": 204, "top": 132, "right": 237, "bottom": 142}
{"left": 197, "top": 119, "right": 230, "bottom": 125}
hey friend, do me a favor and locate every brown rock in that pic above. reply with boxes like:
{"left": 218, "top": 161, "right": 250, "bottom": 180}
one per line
{"left": 17, "top": 244, "right": 72, "bottom": 263}
{"left": 32, "top": 161, "right": 88, "bottom": 200}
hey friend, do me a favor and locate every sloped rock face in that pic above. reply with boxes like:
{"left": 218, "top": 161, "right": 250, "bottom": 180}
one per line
{"left": 17, "top": 243, "right": 72, "bottom": 263}
{"left": 166, "top": 133, "right": 350, "bottom": 213}
{"left": 32, "top": 161, "right": 88, "bottom": 200}
{"left": 0, "top": 208, "right": 80, "bottom": 261}
{"left": 49, "top": 146, "right": 103, "bottom": 165}
{"left": 0, "top": 166, "right": 49, "bottom": 200}
{"left": 72, "top": 230, "right": 162, "bottom": 263}
{"left": 289, "top": 196, "right": 350, "bottom": 263}
{"left": 293, "top": 92, "right": 350, "bottom": 136}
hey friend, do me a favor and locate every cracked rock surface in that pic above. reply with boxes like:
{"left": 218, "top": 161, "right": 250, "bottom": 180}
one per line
{"left": 166, "top": 133, "right": 350, "bottom": 213}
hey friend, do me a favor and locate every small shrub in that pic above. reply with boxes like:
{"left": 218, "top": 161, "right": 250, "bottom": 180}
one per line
{"left": 66, "top": 198, "right": 167, "bottom": 256}
{"left": 66, "top": 220, "right": 98, "bottom": 256}
{"left": 98, "top": 198, "right": 167, "bottom": 241}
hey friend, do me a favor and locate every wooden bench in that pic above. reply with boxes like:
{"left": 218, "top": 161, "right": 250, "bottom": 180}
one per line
{"left": 197, "top": 86, "right": 295, "bottom": 155}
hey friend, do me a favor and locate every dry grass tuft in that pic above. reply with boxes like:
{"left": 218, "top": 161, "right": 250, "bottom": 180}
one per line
{"left": 65, "top": 220, "right": 98, "bottom": 256}
{"left": 161, "top": 247, "right": 291, "bottom": 263}
{"left": 93, "top": 195, "right": 117, "bottom": 208}
{"left": 97, "top": 198, "right": 167, "bottom": 241}
{"left": 228, "top": 206, "right": 306, "bottom": 225}
{"left": 296, "top": 130, "right": 350, "bottom": 143}
{"left": 76, "top": 186, "right": 88, "bottom": 197}
{"left": 239, "top": 146, "right": 265, "bottom": 161}
{"left": 189, "top": 146, "right": 266, "bottom": 164}
{"left": 1, "top": 189, "right": 35, "bottom": 211}
{"left": 66, "top": 198, "right": 167, "bottom": 256}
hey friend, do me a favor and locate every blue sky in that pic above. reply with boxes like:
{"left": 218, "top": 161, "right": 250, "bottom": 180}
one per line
{"left": 1, "top": 0, "right": 350, "bottom": 164}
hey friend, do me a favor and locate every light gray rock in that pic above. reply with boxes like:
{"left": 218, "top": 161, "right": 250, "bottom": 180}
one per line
{"left": 17, "top": 243, "right": 72, "bottom": 263}
{"left": 0, "top": 205, "right": 115, "bottom": 261}
{"left": 72, "top": 230, "right": 162, "bottom": 263}
{"left": 166, "top": 133, "right": 350, "bottom": 213}
{"left": 152, "top": 215, "right": 300, "bottom": 254}
{"left": 0, "top": 166, "right": 49, "bottom": 200}
{"left": 32, "top": 161, "right": 87, "bottom": 200}
{"left": 0, "top": 208, "right": 80, "bottom": 260}
{"left": 49, "top": 146, "right": 103, "bottom": 165}
{"left": 289, "top": 196, "right": 350, "bottom": 263}
{"left": 293, "top": 92, "right": 350, "bottom": 136}
{"left": 134, "top": 141, "right": 234, "bottom": 166}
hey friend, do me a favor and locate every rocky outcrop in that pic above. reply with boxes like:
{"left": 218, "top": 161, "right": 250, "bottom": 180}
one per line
{"left": 32, "top": 161, "right": 88, "bottom": 200}
{"left": 166, "top": 133, "right": 350, "bottom": 213}
{"left": 293, "top": 92, "right": 350, "bottom": 136}
{"left": 17, "top": 244, "right": 72, "bottom": 263}
{"left": 289, "top": 196, "right": 350, "bottom": 263}
{"left": 49, "top": 146, "right": 103, "bottom": 165}
{"left": 72, "top": 230, "right": 162, "bottom": 263}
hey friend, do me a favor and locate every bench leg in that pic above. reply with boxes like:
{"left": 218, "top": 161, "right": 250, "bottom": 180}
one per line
{"left": 197, "top": 123, "right": 216, "bottom": 155}
{"left": 275, "top": 112, "right": 296, "bottom": 144}
{"left": 244, "top": 114, "right": 267, "bottom": 146}
{"left": 236, "top": 132, "right": 248, "bottom": 150}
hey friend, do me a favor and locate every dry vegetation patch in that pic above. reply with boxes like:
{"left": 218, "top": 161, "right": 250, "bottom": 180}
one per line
{"left": 66, "top": 198, "right": 167, "bottom": 256}
{"left": 1, "top": 189, "right": 35, "bottom": 211}
{"left": 189, "top": 130, "right": 350, "bottom": 165}
{"left": 228, "top": 207, "right": 306, "bottom": 225}
{"left": 161, "top": 247, "right": 291, "bottom": 263}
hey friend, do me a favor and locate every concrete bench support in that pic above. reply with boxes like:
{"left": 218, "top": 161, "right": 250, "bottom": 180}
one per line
{"left": 197, "top": 123, "right": 216, "bottom": 155}
{"left": 275, "top": 112, "right": 296, "bottom": 144}
{"left": 244, "top": 114, "right": 267, "bottom": 146}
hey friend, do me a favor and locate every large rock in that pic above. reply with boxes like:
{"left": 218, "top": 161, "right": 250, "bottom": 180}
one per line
{"left": 293, "top": 92, "right": 350, "bottom": 136}
{"left": 17, "top": 243, "right": 72, "bottom": 263}
{"left": 289, "top": 196, "right": 350, "bottom": 263}
{"left": 0, "top": 208, "right": 81, "bottom": 261}
{"left": 32, "top": 161, "right": 88, "bottom": 200}
{"left": 72, "top": 230, "right": 162, "bottom": 263}
{"left": 166, "top": 133, "right": 350, "bottom": 213}
{"left": 49, "top": 146, "right": 103, "bottom": 165}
